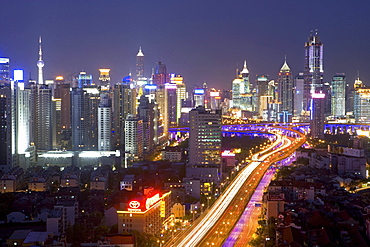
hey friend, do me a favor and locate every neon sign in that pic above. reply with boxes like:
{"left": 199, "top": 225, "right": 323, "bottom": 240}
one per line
{"left": 129, "top": 200, "right": 140, "bottom": 209}
{"left": 146, "top": 193, "right": 160, "bottom": 209}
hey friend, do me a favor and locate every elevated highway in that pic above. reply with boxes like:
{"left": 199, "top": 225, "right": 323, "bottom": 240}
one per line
{"left": 168, "top": 126, "right": 306, "bottom": 246}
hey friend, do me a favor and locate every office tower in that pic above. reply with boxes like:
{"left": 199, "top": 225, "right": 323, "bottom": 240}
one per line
{"left": 14, "top": 76, "right": 31, "bottom": 155}
{"left": 84, "top": 87, "right": 100, "bottom": 150}
{"left": 232, "top": 61, "right": 253, "bottom": 111}
{"left": 78, "top": 71, "right": 93, "bottom": 88}
{"left": 71, "top": 83, "right": 100, "bottom": 151}
{"left": 136, "top": 47, "right": 144, "bottom": 79}
{"left": 124, "top": 114, "right": 143, "bottom": 166}
{"left": 354, "top": 77, "right": 370, "bottom": 123}
{"left": 231, "top": 77, "right": 242, "bottom": 109}
{"left": 257, "top": 75, "right": 270, "bottom": 116}
{"left": 54, "top": 76, "right": 71, "bottom": 135}
{"left": 209, "top": 90, "right": 221, "bottom": 110}
{"left": 193, "top": 88, "right": 205, "bottom": 108}
{"left": 71, "top": 88, "right": 85, "bottom": 150}
{"left": 99, "top": 69, "right": 110, "bottom": 87}
{"left": 112, "top": 78, "right": 137, "bottom": 148}
{"left": 34, "top": 84, "right": 53, "bottom": 150}
{"left": 98, "top": 89, "right": 112, "bottom": 151}
{"left": 331, "top": 73, "right": 346, "bottom": 117}
{"left": 138, "top": 95, "right": 155, "bottom": 153}
{"left": 170, "top": 74, "right": 187, "bottom": 125}
{"left": 52, "top": 98, "right": 62, "bottom": 149}
{"left": 294, "top": 72, "right": 305, "bottom": 118}
{"left": 153, "top": 61, "right": 169, "bottom": 85}
{"left": 0, "top": 82, "right": 12, "bottom": 172}
{"left": 189, "top": 106, "right": 222, "bottom": 166}
{"left": 277, "top": 59, "right": 294, "bottom": 122}
{"left": 0, "top": 58, "right": 10, "bottom": 81}
{"left": 304, "top": 30, "right": 325, "bottom": 138}
{"left": 165, "top": 83, "right": 178, "bottom": 127}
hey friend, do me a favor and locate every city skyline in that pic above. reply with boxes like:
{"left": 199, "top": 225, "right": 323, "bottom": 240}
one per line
{"left": 1, "top": 0, "right": 370, "bottom": 89}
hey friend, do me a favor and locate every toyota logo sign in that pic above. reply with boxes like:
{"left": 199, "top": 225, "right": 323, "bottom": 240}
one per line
{"left": 129, "top": 201, "right": 140, "bottom": 209}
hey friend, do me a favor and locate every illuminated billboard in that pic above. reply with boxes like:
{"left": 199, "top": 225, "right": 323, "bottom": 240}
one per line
{"left": 311, "top": 93, "right": 325, "bottom": 99}
{"left": 14, "top": 69, "right": 23, "bottom": 81}
{"left": 144, "top": 84, "right": 157, "bottom": 90}
{"left": 210, "top": 91, "right": 219, "bottom": 97}
{"left": 194, "top": 89, "right": 205, "bottom": 95}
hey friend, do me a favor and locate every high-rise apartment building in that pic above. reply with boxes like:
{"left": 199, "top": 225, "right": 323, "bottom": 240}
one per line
{"left": 189, "top": 106, "right": 222, "bottom": 166}
{"left": 331, "top": 73, "right": 346, "bottom": 117}
{"left": 0, "top": 82, "right": 12, "bottom": 172}
{"left": 98, "top": 90, "right": 112, "bottom": 151}
{"left": 112, "top": 78, "right": 137, "bottom": 148}
{"left": 277, "top": 59, "right": 294, "bottom": 122}
{"left": 137, "top": 95, "right": 155, "bottom": 153}
{"left": 124, "top": 114, "right": 143, "bottom": 166}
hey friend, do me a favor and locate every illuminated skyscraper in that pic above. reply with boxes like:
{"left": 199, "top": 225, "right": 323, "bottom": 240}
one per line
{"left": 170, "top": 74, "right": 186, "bottom": 125}
{"left": 78, "top": 71, "right": 93, "bottom": 88}
{"left": 189, "top": 106, "right": 222, "bottom": 166}
{"left": 153, "top": 61, "right": 169, "bottom": 85}
{"left": 136, "top": 47, "right": 144, "bottom": 79}
{"left": 112, "top": 77, "right": 137, "bottom": 148}
{"left": 98, "top": 89, "right": 111, "bottom": 151}
{"left": 277, "top": 58, "right": 294, "bottom": 122}
{"left": 32, "top": 37, "right": 53, "bottom": 150}
{"left": 331, "top": 73, "right": 346, "bottom": 117}
{"left": 124, "top": 114, "right": 143, "bottom": 166}
{"left": 304, "top": 30, "right": 325, "bottom": 138}
{"left": 0, "top": 58, "right": 10, "bottom": 81}
{"left": 99, "top": 68, "right": 110, "bottom": 87}
{"left": 354, "top": 77, "right": 370, "bottom": 123}
{"left": 0, "top": 81, "right": 12, "bottom": 172}
{"left": 232, "top": 61, "right": 253, "bottom": 111}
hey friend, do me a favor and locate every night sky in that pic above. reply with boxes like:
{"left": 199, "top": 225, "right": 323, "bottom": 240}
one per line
{"left": 1, "top": 0, "right": 370, "bottom": 90}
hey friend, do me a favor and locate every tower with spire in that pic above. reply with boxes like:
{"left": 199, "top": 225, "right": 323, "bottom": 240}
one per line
{"left": 277, "top": 57, "right": 294, "bottom": 122}
{"left": 37, "top": 37, "right": 44, "bottom": 85}
{"left": 136, "top": 47, "right": 144, "bottom": 79}
{"left": 32, "top": 36, "right": 52, "bottom": 150}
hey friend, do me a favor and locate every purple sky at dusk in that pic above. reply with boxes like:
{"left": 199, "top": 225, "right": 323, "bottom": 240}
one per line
{"left": 1, "top": 0, "right": 370, "bottom": 89}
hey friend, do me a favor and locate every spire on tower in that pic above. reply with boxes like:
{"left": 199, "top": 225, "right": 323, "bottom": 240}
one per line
{"left": 280, "top": 56, "right": 291, "bottom": 72}
{"left": 240, "top": 60, "right": 249, "bottom": 74}
{"left": 37, "top": 36, "right": 45, "bottom": 84}
{"left": 137, "top": 47, "right": 144, "bottom": 57}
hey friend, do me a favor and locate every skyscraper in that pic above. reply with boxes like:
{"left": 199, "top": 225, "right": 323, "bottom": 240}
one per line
{"left": 136, "top": 47, "right": 144, "bottom": 79}
{"left": 124, "top": 114, "right": 143, "bottom": 167}
{"left": 33, "top": 37, "right": 53, "bottom": 150}
{"left": 112, "top": 77, "right": 137, "bottom": 148}
{"left": 304, "top": 30, "right": 325, "bottom": 138}
{"left": 354, "top": 77, "right": 370, "bottom": 123}
{"left": 232, "top": 61, "right": 253, "bottom": 111}
{"left": 277, "top": 58, "right": 294, "bottom": 122}
{"left": 0, "top": 58, "right": 10, "bottom": 81}
{"left": 99, "top": 69, "right": 111, "bottom": 87}
{"left": 0, "top": 81, "right": 12, "bottom": 172}
{"left": 331, "top": 73, "right": 346, "bottom": 117}
{"left": 189, "top": 106, "right": 222, "bottom": 166}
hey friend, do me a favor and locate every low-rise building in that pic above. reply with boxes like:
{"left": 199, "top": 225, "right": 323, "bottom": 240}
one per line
{"left": 117, "top": 189, "right": 172, "bottom": 235}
